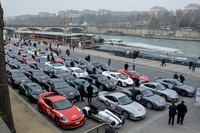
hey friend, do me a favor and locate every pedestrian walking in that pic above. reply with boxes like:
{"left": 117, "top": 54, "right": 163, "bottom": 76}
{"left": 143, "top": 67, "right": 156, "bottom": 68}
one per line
{"left": 134, "top": 78, "right": 140, "bottom": 87}
{"left": 87, "top": 82, "right": 93, "bottom": 103}
{"left": 189, "top": 61, "right": 193, "bottom": 69}
{"left": 192, "top": 64, "right": 195, "bottom": 72}
{"left": 132, "top": 60, "right": 136, "bottom": 70}
{"left": 72, "top": 45, "right": 75, "bottom": 51}
{"left": 177, "top": 101, "right": 187, "bottom": 125}
{"left": 163, "top": 58, "right": 166, "bottom": 66}
{"left": 87, "top": 54, "right": 90, "bottom": 62}
{"left": 70, "top": 61, "right": 75, "bottom": 67}
{"left": 69, "top": 44, "right": 72, "bottom": 50}
{"left": 179, "top": 74, "right": 185, "bottom": 83}
{"left": 85, "top": 55, "right": 88, "bottom": 61}
{"left": 124, "top": 62, "right": 129, "bottom": 70}
{"left": 105, "top": 121, "right": 118, "bottom": 133}
{"left": 173, "top": 72, "right": 178, "bottom": 80}
{"left": 66, "top": 49, "right": 70, "bottom": 56}
{"left": 79, "top": 82, "right": 85, "bottom": 101}
{"left": 168, "top": 102, "right": 177, "bottom": 125}
{"left": 108, "top": 59, "right": 111, "bottom": 66}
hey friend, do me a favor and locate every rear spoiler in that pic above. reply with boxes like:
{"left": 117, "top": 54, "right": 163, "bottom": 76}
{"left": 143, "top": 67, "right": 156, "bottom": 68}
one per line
{"left": 39, "top": 92, "right": 56, "bottom": 99}
{"left": 155, "top": 77, "right": 161, "bottom": 80}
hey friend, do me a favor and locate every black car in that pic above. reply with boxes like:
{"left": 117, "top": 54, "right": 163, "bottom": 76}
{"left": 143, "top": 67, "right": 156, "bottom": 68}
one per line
{"left": 79, "top": 65, "right": 103, "bottom": 74}
{"left": 24, "top": 70, "right": 50, "bottom": 84}
{"left": 46, "top": 68, "right": 71, "bottom": 80}
{"left": 7, "top": 69, "right": 31, "bottom": 88}
{"left": 93, "top": 62, "right": 116, "bottom": 72}
{"left": 83, "top": 74, "right": 116, "bottom": 91}
{"left": 30, "top": 63, "right": 50, "bottom": 72}
{"left": 17, "top": 64, "right": 34, "bottom": 72}
{"left": 155, "top": 77, "right": 196, "bottom": 97}
{"left": 74, "top": 58, "right": 91, "bottom": 65}
{"left": 40, "top": 78, "right": 80, "bottom": 101}
{"left": 7, "top": 59, "right": 22, "bottom": 69}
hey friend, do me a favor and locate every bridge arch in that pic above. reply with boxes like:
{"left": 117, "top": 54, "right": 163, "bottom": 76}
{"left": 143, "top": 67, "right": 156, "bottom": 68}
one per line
{"left": 17, "top": 27, "right": 43, "bottom": 31}
{"left": 44, "top": 27, "right": 65, "bottom": 32}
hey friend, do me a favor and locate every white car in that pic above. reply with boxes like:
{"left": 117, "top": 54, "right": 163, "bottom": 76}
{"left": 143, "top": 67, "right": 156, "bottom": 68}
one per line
{"left": 68, "top": 67, "right": 88, "bottom": 78}
{"left": 45, "top": 62, "right": 69, "bottom": 71}
{"left": 102, "top": 71, "right": 134, "bottom": 87}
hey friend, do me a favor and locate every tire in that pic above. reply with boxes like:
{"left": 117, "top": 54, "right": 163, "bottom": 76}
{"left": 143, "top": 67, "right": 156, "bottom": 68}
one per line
{"left": 117, "top": 81, "right": 122, "bottom": 86}
{"left": 82, "top": 109, "right": 88, "bottom": 117}
{"left": 54, "top": 117, "right": 60, "bottom": 127}
{"left": 180, "top": 90, "right": 187, "bottom": 96}
{"left": 99, "top": 85, "right": 104, "bottom": 91}
{"left": 146, "top": 102, "right": 153, "bottom": 109}
{"left": 122, "top": 111, "right": 129, "bottom": 119}
{"left": 161, "top": 94, "right": 167, "bottom": 101}
{"left": 38, "top": 104, "right": 42, "bottom": 113}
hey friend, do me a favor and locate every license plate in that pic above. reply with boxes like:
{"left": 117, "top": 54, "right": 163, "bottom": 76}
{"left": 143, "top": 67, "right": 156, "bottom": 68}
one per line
{"left": 76, "top": 122, "right": 80, "bottom": 125}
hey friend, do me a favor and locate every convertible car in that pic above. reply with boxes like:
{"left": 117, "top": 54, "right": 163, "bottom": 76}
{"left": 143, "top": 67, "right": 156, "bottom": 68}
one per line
{"left": 37, "top": 92, "right": 85, "bottom": 129}
{"left": 82, "top": 100, "right": 124, "bottom": 128}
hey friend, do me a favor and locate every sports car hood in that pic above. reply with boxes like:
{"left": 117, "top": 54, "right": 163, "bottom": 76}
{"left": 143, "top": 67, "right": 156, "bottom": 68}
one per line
{"left": 55, "top": 86, "right": 79, "bottom": 100}
{"left": 58, "top": 106, "right": 82, "bottom": 121}
{"left": 179, "top": 84, "right": 195, "bottom": 92}
{"left": 138, "top": 75, "right": 148, "bottom": 81}
{"left": 145, "top": 94, "right": 166, "bottom": 105}
{"left": 35, "top": 75, "right": 50, "bottom": 81}
{"left": 123, "top": 102, "right": 146, "bottom": 114}
{"left": 162, "top": 89, "right": 178, "bottom": 97}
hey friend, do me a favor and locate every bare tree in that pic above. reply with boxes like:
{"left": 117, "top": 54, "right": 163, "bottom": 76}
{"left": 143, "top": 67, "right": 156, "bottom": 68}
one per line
{"left": 0, "top": 3, "right": 16, "bottom": 133}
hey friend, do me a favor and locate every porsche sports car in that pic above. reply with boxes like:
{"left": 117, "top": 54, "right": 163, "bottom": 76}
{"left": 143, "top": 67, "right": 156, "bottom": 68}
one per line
{"left": 117, "top": 69, "right": 149, "bottom": 82}
{"left": 83, "top": 74, "right": 116, "bottom": 91}
{"left": 121, "top": 87, "right": 166, "bottom": 109}
{"left": 52, "top": 56, "right": 64, "bottom": 63}
{"left": 37, "top": 92, "right": 85, "bottom": 129}
{"left": 93, "top": 62, "right": 116, "bottom": 72}
{"left": 97, "top": 91, "right": 146, "bottom": 120}
{"left": 155, "top": 77, "right": 196, "bottom": 97}
{"left": 68, "top": 67, "right": 88, "bottom": 78}
{"left": 40, "top": 78, "right": 80, "bottom": 101}
{"left": 24, "top": 70, "right": 50, "bottom": 83}
{"left": 82, "top": 100, "right": 124, "bottom": 128}
{"left": 140, "top": 82, "right": 179, "bottom": 102}
{"left": 18, "top": 82, "right": 47, "bottom": 102}
{"left": 66, "top": 77, "right": 99, "bottom": 97}
{"left": 45, "top": 62, "right": 69, "bottom": 71}
{"left": 7, "top": 69, "right": 31, "bottom": 88}
{"left": 46, "top": 68, "right": 71, "bottom": 80}
{"left": 79, "top": 65, "right": 103, "bottom": 74}
{"left": 30, "top": 63, "right": 50, "bottom": 72}
{"left": 102, "top": 71, "right": 134, "bottom": 87}
{"left": 21, "top": 57, "right": 37, "bottom": 66}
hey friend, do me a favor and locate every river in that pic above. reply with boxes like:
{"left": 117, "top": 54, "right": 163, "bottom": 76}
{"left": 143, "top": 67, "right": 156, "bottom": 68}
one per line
{"left": 96, "top": 34, "right": 200, "bottom": 56}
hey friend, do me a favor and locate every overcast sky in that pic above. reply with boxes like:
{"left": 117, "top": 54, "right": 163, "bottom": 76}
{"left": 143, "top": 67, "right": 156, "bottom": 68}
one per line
{"left": 1, "top": 0, "right": 200, "bottom": 16}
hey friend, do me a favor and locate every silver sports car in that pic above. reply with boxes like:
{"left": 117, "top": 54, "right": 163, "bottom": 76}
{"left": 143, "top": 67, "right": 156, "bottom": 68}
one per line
{"left": 97, "top": 91, "right": 146, "bottom": 120}
{"left": 140, "top": 82, "right": 179, "bottom": 102}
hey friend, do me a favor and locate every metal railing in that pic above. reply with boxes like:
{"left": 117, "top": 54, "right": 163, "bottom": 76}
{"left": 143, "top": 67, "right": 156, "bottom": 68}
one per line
{"left": 84, "top": 123, "right": 106, "bottom": 133}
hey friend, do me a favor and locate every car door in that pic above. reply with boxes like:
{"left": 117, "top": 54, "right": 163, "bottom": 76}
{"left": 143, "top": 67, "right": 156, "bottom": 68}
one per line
{"left": 145, "top": 84, "right": 159, "bottom": 95}
{"left": 24, "top": 85, "right": 30, "bottom": 96}
{"left": 104, "top": 96, "right": 120, "bottom": 114}
{"left": 43, "top": 99, "right": 54, "bottom": 119}
{"left": 134, "top": 90, "right": 145, "bottom": 104}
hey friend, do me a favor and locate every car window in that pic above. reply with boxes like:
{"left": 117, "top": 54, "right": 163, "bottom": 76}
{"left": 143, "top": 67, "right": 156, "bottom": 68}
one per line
{"left": 156, "top": 84, "right": 167, "bottom": 91}
{"left": 44, "top": 99, "right": 53, "bottom": 108}
{"left": 54, "top": 99, "right": 72, "bottom": 110}
{"left": 118, "top": 95, "right": 132, "bottom": 105}
{"left": 105, "top": 96, "right": 117, "bottom": 102}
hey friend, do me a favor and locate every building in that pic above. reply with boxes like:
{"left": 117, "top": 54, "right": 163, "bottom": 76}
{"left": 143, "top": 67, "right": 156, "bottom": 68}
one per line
{"left": 149, "top": 6, "right": 168, "bottom": 18}
{"left": 184, "top": 4, "right": 200, "bottom": 11}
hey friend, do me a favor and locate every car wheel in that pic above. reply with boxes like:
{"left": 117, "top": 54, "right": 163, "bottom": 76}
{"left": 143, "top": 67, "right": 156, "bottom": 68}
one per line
{"left": 180, "top": 90, "right": 187, "bottom": 96}
{"left": 82, "top": 109, "right": 88, "bottom": 117}
{"left": 99, "top": 85, "right": 104, "bottom": 91}
{"left": 146, "top": 102, "right": 153, "bottom": 109}
{"left": 122, "top": 111, "right": 129, "bottom": 119}
{"left": 161, "top": 94, "right": 167, "bottom": 101}
{"left": 117, "top": 81, "right": 122, "bottom": 86}
{"left": 54, "top": 117, "right": 60, "bottom": 127}
{"left": 38, "top": 104, "right": 42, "bottom": 113}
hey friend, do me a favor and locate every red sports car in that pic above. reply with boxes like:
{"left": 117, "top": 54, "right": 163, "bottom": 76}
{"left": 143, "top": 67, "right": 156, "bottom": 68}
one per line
{"left": 37, "top": 92, "right": 85, "bottom": 129}
{"left": 21, "top": 57, "right": 37, "bottom": 66}
{"left": 117, "top": 69, "right": 149, "bottom": 82}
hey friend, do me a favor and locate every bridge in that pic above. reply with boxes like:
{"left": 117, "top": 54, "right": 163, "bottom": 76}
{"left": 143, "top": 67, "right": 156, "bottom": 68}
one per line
{"left": 4, "top": 25, "right": 86, "bottom": 33}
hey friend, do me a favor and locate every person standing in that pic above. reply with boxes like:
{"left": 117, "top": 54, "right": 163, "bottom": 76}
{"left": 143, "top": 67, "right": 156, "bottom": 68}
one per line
{"left": 124, "top": 62, "right": 129, "bottom": 70}
{"left": 132, "top": 60, "right": 136, "bottom": 70}
{"left": 79, "top": 82, "right": 85, "bottom": 101}
{"left": 87, "top": 54, "right": 90, "bottom": 62}
{"left": 105, "top": 121, "right": 117, "bottom": 133}
{"left": 72, "top": 45, "right": 75, "bottom": 51}
{"left": 189, "top": 61, "right": 193, "bottom": 69}
{"left": 192, "top": 64, "right": 195, "bottom": 72}
{"left": 179, "top": 74, "right": 185, "bottom": 83}
{"left": 134, "top": 78, "right": 140, "bottom": 87}
{"left": 108, "top": 59, "right": 111, "bottom": 66}
{"left": 163, "top": 58, "right": 166, "bottom": 66}
{"left": 168, "top": 102, "right": 177, "bottom": 125}
{"left": 85, "top": 55, "right": 88, "bottom": 61}
{"left": 173, "top": 72, "right": 178, "bottom": 79}
{"left": 177, "top": 101, "right": 187, "bottom": 125}
{"left": 70, "top": 61, "right": 75, "bottom": 67}
{"left": 87, "top": 82, "right": 93, "bottom": 103}
{"left": 160, "top": 58, "right": 164, "bottom": 66}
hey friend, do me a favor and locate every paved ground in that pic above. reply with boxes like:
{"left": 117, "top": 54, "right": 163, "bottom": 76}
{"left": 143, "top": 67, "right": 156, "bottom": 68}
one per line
{"left": 9, "top": 41, "right": 200, "bottom": 133}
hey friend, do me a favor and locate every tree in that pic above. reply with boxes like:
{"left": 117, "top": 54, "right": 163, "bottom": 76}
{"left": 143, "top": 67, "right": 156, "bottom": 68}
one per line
{"left": 0, "top": 3, "right": 16, "bottom": 133}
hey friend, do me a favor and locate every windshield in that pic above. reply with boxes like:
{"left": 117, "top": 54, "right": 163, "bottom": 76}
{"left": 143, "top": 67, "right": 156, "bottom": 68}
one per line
{"left": 133, "top": 72, "right": 141, "bottom": 76}
{"left": 25, "top": 58, "right": 35, "bottom": 61}
{"left": 118, "top": 95, "right": 132, "bottom": 105}
{"left": 141, "top": 89, "right": 154, "bottom": 97}
{"left": 74, "top": 69, "right": 84, "bottom": 73}
{"left": 33, "top": 71, "right": 44, "bottom": 76}
{"left": 54, "top": 99, "right": 72, "bottom": 110}
{"left": 54, "top": 69, "right": 65, "bottom": 74}
{"left": 20, "top": 65, "right": 30, "bottom": 68}
{"left": 174, "top": 80, "right": 183, "bottom": 86}
{"left": 30, "top": 85, "right": 43, "bottom": 93}
{"left": 12, "top": 72, "right": 25, "bottom": 78}
{"left": 117, "top": 74, "right": 128, "bottom": 80}
{"left": 54, "top": 81, "right": 70, "bottom": 88}
{"left": 97, "top": 75, "right": 107, "bottom": 81}
{"left": 156, "top": 84, "right": 167, "bottom": 91}
{"left": 98, "top": 105, "right": 107, "bottom": 111}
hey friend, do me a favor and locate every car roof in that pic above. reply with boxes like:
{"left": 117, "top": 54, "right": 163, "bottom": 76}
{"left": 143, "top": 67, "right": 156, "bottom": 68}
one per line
{"left": 46, "top": 95, "right": 67, "bottom": 103}
{"left": 70, "top": 67, "right": 81, "bottom": 70}
{"left": 106, "top": 92, "right": 126, "bottom": 98}
{"left": 49, "top": 78, "right": 64, "bottom": 82}
{"left": 89, "top": 100, "right": 105, "bottom": 108}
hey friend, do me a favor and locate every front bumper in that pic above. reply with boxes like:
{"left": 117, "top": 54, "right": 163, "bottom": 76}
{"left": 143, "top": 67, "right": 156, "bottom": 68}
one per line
{"left": 60, "top": 117, "right": 85, "bottom": 129}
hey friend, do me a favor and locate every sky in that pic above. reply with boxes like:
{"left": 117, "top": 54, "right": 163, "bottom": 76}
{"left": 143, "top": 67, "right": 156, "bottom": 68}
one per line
{"left": 1, "top": 0, "right": 200, "bottom": 17}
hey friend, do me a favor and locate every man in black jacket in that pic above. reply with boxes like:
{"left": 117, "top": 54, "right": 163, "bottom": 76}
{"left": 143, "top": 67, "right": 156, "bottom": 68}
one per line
{"left": 79, "top": 82, "right": 85, "bottom": 101}
{"left": 168, "top": 102, "right": 177, "bottom": 125}
{"left": 177, "top": 101, "right": 187, "bottom": 125}
{"left": 173, "top": 72, "right": 178, "bottom": 79}
{"left": 124, "top": 62, "right": 129, "bottom": 70}
{"left": 105, "top": 121, "right": 118, "bottom": 133}
{"left": 87, "top": 82, "right": 93, "bottom": 103}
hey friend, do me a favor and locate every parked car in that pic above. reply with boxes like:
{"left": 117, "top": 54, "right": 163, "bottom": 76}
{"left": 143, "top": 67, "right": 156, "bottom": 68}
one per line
{"left": 45, "top": 62, "right": 69, "bottom": 71}
{"left": 79, "top": 65, "right": 103, "bottom": 74}
{"left": 82, "top": 100, "right": 124, "bottom": 128}
{"left": 97, "top": 91, "right": 146, "bottom": 120}
{"left": 30, "top": 63, "right": 50, "bottom": 72}
{"left": 37, "top": 92, "right": 85, "bottom": 129}
{"left": 68, "top": 67, "right": 88, "bottom": 78}
{"left": 93, "top": 62, "right": 116, "bottom": 72}
{"left": 21, "top": 57, "right": 37, "bottom": 66}
{"left": 46, "top": 68, "right": 71, "bottom": 80}
{"left": 155, "top": 77, "right": 196, "bottom": 97}
{"left": 24, "top": 70, "right": 50, "bottom": 84}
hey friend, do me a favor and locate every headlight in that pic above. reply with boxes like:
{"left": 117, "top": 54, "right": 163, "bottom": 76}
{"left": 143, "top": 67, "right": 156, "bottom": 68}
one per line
{"left": 61, "top": 115, "right": 68, "bottom": 122}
